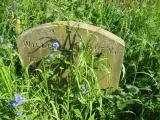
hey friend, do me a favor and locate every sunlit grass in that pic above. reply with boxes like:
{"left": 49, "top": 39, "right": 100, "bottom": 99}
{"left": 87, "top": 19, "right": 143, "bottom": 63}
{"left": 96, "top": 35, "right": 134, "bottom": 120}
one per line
{"left": 0, "top": 0, "right": 160, "bottom": 119}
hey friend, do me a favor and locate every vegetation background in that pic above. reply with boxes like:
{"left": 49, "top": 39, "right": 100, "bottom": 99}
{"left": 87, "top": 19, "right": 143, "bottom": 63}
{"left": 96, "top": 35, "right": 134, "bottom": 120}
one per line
{"left": 0, "top": 0, "right": 160, "bottom": 120}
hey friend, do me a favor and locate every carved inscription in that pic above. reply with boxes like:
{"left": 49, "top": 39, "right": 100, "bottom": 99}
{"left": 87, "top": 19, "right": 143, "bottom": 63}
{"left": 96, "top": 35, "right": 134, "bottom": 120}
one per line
{"left": 24, "top": 41, "right": 52, "bottom": 48}
{"left": 28, "top": 56, "right": 38, "bottom": 62}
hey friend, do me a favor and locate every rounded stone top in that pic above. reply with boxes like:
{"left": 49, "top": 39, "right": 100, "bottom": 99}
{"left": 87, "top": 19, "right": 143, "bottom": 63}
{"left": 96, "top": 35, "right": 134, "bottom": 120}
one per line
{"left": 18, "top": 21, "right": 125, "bottom": 47}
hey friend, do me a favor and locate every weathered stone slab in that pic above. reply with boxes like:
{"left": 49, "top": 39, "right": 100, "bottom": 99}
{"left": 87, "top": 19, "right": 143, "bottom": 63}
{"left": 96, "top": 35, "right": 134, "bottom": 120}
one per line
{"left": 16, "top": 21, "right": 125, "bottom": 90}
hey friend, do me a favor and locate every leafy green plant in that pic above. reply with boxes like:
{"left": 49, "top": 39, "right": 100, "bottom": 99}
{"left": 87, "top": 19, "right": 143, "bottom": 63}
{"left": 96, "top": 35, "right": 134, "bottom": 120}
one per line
{"left": 0, "top": 0, "right": 160, "bottom": 120}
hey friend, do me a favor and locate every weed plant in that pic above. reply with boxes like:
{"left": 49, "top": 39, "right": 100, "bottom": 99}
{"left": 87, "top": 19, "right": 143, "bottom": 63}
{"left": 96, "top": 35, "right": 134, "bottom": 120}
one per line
{"left": 0, "top": 0, "right": 160, "bottom": 120}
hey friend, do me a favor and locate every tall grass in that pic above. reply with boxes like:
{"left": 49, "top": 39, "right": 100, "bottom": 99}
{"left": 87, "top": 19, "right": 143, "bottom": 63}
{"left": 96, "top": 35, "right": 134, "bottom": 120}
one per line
{"left": 0, "top": 0, "right": 160, "bottom": 119}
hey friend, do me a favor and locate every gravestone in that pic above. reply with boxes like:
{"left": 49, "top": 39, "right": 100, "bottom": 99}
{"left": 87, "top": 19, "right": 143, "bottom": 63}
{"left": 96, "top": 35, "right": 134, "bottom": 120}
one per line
{"left": 16, "top": 21, "right": 125, "bottom": 90}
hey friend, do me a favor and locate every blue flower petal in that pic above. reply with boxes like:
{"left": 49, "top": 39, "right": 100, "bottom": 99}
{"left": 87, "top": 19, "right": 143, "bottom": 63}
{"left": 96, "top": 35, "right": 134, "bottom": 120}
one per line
{"left": 14, "top": 94, "right": 25, "bottom": 103}
{"left": 12, "top": 94, "right": 25, "bottom": 107}
{"left": 48, "top": 53, "right": 52, "bottom": 57}
{"left": 52, "top": 42, "right": 60, "bottom": 52}
{"left": 16, "top": 111, "right": 22, "bottom": 116}
{"left": 8, "top": 6, "right": 14, "bottom": 12}
{"left": 12, "top": 102, "right": 18, "bottom": 108}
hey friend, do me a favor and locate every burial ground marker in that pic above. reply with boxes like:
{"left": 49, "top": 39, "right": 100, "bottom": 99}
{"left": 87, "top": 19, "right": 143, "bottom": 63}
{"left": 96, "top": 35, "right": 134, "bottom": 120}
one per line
{"left": 16, "top": 21, "right": 125, "bottom": 90}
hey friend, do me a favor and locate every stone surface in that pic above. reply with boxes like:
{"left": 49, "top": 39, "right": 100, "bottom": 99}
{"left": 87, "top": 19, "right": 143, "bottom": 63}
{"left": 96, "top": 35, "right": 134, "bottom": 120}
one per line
{"left": 16, "top": 21, "right": 125, "bottom": 90}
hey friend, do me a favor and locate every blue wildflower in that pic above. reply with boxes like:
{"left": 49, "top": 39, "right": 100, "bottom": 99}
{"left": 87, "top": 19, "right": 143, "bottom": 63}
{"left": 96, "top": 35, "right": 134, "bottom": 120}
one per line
{"left": 13, "top": 1, "right": 20, "bottom": 7}
{"left": 82, "top": 84, "right": 88, "bottom": 96}
{"left": 16, "top": 111, "right": 22, "bottom": 116}
{"left": 47, "top": 53, "right": 52, "bottom": 63}
{"left": 12, "top": 94, "right": 25, "bottom": 108}
{"left": 48, "top": 53, "right": 52, "bottom": 57}
{"left": 8, "top": 6, "right": 14, "bottom": 12}
{"left": 52, "top": 42, "right": 60, "bottom": 52}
